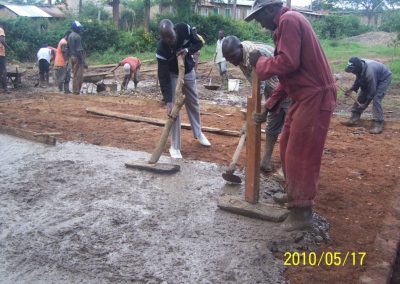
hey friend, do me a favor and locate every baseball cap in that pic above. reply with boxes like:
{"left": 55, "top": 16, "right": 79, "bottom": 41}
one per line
{"left": 71, "top": 20, "right": 82, "bottom": 30}
{"left": 345, "top": 57, "right": 363, "bottom": 73}
{"left": 123, "top": 63, "right": 131, "bottom": 75}
{"left": 244, "top": 0, "right": 283, "bottom": 22}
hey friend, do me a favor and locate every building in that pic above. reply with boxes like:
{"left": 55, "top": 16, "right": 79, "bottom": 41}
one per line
{"left": 0, "top": 3, "right": 64, "bottom": 19}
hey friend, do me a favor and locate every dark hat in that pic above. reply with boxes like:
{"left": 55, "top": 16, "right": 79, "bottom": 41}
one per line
{"left": 244, "top": 0, "right": 283, "bottom": 22}
{"left": 345, "top": 57, "right": 363, "bottom": 74}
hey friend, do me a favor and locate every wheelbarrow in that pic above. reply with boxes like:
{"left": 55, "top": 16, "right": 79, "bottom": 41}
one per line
{"left": 83, "top": 65, "right": 120, "bottom": 94}
{"left": 6, "top": 66, "right": 26, "bottom": 88}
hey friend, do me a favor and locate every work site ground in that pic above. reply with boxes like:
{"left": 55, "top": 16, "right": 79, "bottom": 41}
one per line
{"left": 0, "top": 62, "right": 400, "bottom": 284}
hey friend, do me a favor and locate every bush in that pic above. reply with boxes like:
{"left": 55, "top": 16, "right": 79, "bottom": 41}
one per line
{"left": 380, "top": 10, "right": 400, "bottom": 39}
{"left": 311, "top": 15, "right": 371, "bottom": 39}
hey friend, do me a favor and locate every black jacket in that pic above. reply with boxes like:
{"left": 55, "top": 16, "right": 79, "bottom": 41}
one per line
{"left": 156, "top": 23, "right": 203, "bottom": 103}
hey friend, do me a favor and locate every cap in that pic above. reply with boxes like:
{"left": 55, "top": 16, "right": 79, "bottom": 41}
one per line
{"left": 244, "top": 0, "right": 283, "bottom": 22}
{"left": 71, "top": 20, "right": 82, "bottom": 30}
{"left": 345, "top": 57, "right": 363, "bottom": 73}
{"left": 123, "top": 63, "right": 131, "bottom": 75}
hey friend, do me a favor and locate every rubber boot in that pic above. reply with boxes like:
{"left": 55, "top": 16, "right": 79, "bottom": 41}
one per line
{"left": 58, "top": 82, "right": 63, "bottom": 92}
{"left": 341, "top": 112, "right": 360, "bottom": 127}
{"left": 281, "top": 207, "right": 313, "bottom": 232}
{"left": 369, "top": 121, "right": 383, "bottom": 134}
{"left": 273, "top": 192, "right": 288, "bottom": 204}
{"left": 260, "top": 134, "right": 278, "bottom": 172}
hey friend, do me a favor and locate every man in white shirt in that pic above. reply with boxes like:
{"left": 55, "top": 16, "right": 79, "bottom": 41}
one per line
{"left": 214, "top": 30, "right": 228, "bottom": 86}
{"left": 37, "top": 44, "right": 52, "bottom": 87}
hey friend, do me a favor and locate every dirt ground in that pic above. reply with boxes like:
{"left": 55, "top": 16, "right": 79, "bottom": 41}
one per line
{"left": 1, "top": 62, "right": 400, "bottom": 283}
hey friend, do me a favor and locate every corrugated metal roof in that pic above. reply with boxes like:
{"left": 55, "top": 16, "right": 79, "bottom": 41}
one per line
{"left": 2, "top": 4, "right": 52, "bottom": 17}
{"left": 39, "top": 6, "right": 65, "bottom": 18}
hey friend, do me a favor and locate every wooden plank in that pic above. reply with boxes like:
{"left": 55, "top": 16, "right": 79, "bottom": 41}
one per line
{"left": 86, "top": 107, "right": 241, "bottom": 137}
{"left": 244, "top": 71, "right": 261, "bottom": 204}
{"left": 0, "top": 125, "right": 56, "bottom": 145}
{"left": 217, "top": 195, "right": 289, "bottom": 222}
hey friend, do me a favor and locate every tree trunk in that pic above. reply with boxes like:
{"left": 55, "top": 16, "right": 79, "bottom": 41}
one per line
{"left": 78, "top": 0, "right": 82, "bottom": 15}
{"left": 112, "top": 0, "right": 120, "bottom": 28}
{"left": 144, "top": 0, "right": 150, "bottom": 32}
{"left": 286, "top": 0, "right": 291, "bottom": 8}
{"left": 232, "top": 0, "right": 237, "bottom": 20}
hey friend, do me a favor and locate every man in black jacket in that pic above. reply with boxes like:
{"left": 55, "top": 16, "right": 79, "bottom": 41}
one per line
{"left": 156, "top": 19, "right": 211, "bottom": 159}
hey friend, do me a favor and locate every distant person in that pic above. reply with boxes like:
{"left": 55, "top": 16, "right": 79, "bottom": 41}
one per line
{"left": 118, "top": 57, "right": 141, "bottom": 90}
{"left": 54, "top": 31, "right": 71, "bottom": 93}
{"left": 0, "top": 24, "right": 11, "bottom": 93}
{"left": 156, "top": 19, "right": 211, "bottom": 159}
{"left": 68, "top": 20, "right": 87, "bottom": 95}
{"left": 192, "top": 27, "right": 205, "bottom": 72}
{"left": 214, "top": 30, "right": 228, "bottom": 86}
{"left": 222, "top": 36, "right": 291, "bottom": 172}
{"left": 342, "top": 57, "right": 392, "bottom": 134}
{"left": 37, "top": 43, "right": 52, "bottom": 87}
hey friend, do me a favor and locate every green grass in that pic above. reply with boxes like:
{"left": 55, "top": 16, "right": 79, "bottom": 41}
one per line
{"left": 87, "top": 40, "right": 400, "bottom": 82}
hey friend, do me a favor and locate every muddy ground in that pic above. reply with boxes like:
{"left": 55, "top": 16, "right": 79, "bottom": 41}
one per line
{"left": 1, "top": 62, "right": 400, "bottom": 283}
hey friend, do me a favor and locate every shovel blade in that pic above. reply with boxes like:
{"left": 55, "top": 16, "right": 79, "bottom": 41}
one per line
{"left": 125, "top": 161, "right": 180, "bottom": 174}
{"left": 222, "top": 172, "right": 242, "bottom": 184}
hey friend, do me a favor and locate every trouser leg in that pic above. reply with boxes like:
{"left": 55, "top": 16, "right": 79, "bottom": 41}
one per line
{"left": 280, "top": 95, "right": 332, "bottom": 208}
{"left": 372, "top": 75, "right": 391, "bottom": 122}
{"left": 182, "top": 70, "right": 202, "bottom": 138}
{"left": 0, "top": 56, "right": 7, "bottom": 91}
{"left": 169, "top": 73, "right": 181, "bottom": 150}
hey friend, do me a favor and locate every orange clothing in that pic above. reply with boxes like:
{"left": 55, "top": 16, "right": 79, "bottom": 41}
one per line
{"left": 54, "top": 38, "right": 68, "bottom": 67}
{"left": 0, "top": 27, "right": 5, "bottom": 57}
{"left": 120, "top": 57, "right": 141, "bottom": 72}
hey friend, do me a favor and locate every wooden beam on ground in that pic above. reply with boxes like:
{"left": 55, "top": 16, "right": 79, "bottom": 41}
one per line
{"left": 0, "top": 125, "right": 57, "bottom": 145}
{"left": 86, "top": 107, "right": 241, "bottom": 137}
{"left": 244, "top": 71, "right": 261, "bottom": 204}
{"left": 217, "top": 195, "right": 289, "bottom": 222}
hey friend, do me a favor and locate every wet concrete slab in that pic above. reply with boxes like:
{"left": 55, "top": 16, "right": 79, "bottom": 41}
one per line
{"left": 0, "top": 134, "right": 286, "bottom": 283}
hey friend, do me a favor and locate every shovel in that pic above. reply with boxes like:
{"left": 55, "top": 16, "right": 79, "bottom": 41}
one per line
{"left": 125, "top": 56, "right": 186, "bottom": 174}
{"left": 222, "top": 123, "right": 247, "bottom": 183}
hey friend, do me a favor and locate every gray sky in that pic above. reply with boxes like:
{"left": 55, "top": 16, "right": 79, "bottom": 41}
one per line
{"left": 291, "top": 0, "right": 311, "bottom": 7}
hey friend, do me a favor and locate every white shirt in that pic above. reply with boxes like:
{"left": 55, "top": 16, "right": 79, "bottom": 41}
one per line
{"left": 37, "top": 47, "right": 52, "bottom": 63}
{"left": 215, "top": 38, "right": 226, "bottom": 64}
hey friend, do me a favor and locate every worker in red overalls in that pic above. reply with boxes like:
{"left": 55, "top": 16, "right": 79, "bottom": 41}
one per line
{"left": 246, "top": 0, "right": 337, "bottom": 231}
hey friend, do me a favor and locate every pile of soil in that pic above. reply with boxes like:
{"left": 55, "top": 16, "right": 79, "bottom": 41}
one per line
{"left": 346, "top": 31, "right": 397, "bottom": 46}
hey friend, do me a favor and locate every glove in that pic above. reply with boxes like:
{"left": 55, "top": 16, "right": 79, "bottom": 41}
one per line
{"left": 166, "top": 102, "right": 173, "bottom": 115}
{"left": 249, "top": 50, "right": 262, "bottom": 67}
{"left": 253, "top": 110, "right": 268, "bottom": 124}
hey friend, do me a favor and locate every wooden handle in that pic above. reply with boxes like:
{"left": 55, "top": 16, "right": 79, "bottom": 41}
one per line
{"left": 227, "top": 124, "right": 247, "bottom": 172}
{"left": 148, "top": 56, "right": 186, "bottom": 164}
{"left": 245, "top": 70, "right": 261, "bottom": 204}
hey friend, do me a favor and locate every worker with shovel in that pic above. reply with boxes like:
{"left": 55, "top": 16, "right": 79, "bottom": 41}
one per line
{"left": 341, "top": 57, "right": 392, "bottom": 134}
{"left": 222, "top": 35, "right": 291, "bottom": 173}
{"left": 0, "top": 24, "right": 11, "bottom": 94}
{"left": 246, "top": 0, "right": 336, "bottom": 231}
{"left": 68, "top": 20, "right": 87, "bottom": 95}
{"left": 156, "top": 19, "right": 211, "bottom": 159}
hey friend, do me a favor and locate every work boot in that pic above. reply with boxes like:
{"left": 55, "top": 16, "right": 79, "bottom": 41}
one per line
{"left": 197, "top": 132, "right": 211, "bottom": 147}
{"left": 341, "top": 112, "right": 361, "bottom": 127}
{"left": 369, "top": 121, "right": 383, "bottom": 134}
{"left": 281, "top": 207, "right": 313, "bottom": 232}
{"left": 64, "top": 82, "right": 71, "bottom": 94}
{"left": 272, "top": 192, "right": 288, "bottom": 204}
{"left": 260, "top": 134, "right": 278, "bottom": 172}
{"left": 58, "top": 82, "right": 63, "bottom": 92}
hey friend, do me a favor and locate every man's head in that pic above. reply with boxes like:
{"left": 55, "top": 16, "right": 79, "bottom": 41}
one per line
{"left": 71, "top": 20, "right": 83, "bottom": 33}
{"left": 42, "top": 43, "right": 48, "bottom": 48}
{"left": 222, "top": 36, "right": 243, "bottom": 66}
{"left": 218, "top": 30, "right": 224, "bottom": 40}
{"left": 159, "top": 19, "right": 176, "bottom": 46}
{"left": 345, "top": 57, "right": 363, "bottom": 75}
{"left": 244, "top": 0, "right": 283, "bottom": 31}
